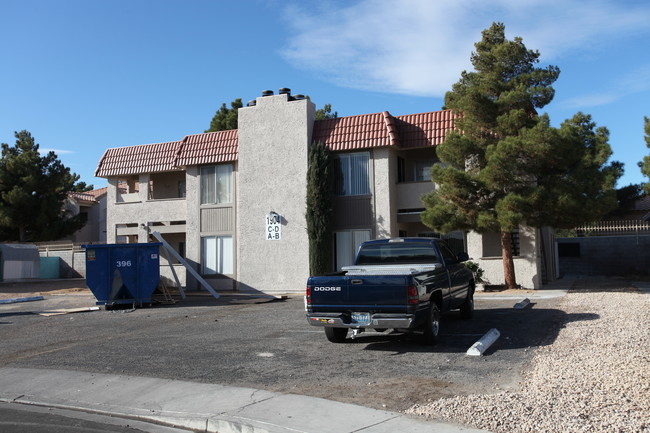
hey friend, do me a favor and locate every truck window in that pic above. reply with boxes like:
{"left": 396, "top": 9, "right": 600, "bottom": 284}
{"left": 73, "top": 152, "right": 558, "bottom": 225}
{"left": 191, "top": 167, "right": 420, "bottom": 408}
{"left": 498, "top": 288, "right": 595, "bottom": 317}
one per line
{"left": 356, "top": 243, "right": 440, "bottom": 265}
{"left": 439, "top": 242, "right": 458, "bottom": 264}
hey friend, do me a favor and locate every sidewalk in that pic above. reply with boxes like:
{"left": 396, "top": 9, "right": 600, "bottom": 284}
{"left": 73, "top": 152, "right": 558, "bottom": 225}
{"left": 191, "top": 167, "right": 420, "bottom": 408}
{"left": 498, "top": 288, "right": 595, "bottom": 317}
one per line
{"left": 0, "top": 367, "right": 489, "bottom": 433}
{"left": 475, "top": 276, "right": 574, "bottom": 301}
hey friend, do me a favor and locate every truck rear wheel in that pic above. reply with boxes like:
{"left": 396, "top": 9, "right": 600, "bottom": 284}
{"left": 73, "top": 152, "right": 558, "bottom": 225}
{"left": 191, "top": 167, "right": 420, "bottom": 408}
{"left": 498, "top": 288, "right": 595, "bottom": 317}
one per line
{"left": 325, "top": 327, "right": 348, "bottom": 343}
{"left": 422, "top": 303, "right": 441, "bottom": 345}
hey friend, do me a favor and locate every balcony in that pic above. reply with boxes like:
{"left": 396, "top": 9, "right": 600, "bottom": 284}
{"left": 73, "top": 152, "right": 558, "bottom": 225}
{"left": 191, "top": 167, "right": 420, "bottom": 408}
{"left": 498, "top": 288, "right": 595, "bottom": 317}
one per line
{"left": 396, "top": 181, "right": 434, "bottom": 210}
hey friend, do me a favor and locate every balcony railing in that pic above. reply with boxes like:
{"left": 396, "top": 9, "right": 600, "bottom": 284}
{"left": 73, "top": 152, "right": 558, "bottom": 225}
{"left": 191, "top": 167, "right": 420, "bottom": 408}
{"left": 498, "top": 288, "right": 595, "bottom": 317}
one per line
{"left": 396, "top": 181, "right": 434, "bottom": 210}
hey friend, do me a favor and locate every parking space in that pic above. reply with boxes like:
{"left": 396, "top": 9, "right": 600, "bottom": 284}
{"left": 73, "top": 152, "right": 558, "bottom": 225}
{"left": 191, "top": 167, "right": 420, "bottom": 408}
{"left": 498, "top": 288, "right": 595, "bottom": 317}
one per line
{"left": 0, "top": 286, "right": 567, "bottom": 412}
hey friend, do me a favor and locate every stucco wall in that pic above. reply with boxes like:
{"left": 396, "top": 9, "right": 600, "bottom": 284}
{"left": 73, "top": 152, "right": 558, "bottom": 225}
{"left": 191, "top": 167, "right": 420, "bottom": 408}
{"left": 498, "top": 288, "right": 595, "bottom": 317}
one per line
{"left": 236, "top": 94, "right": 315, "bottom": 294}
{"left": 184, "top": 167, "right": 201, "bottom": 289}
{"left": 372, "top": 147, "right": 397, "bottom": 238}
{"left": 467, "top": 226, "right": 542, "bottom": 289}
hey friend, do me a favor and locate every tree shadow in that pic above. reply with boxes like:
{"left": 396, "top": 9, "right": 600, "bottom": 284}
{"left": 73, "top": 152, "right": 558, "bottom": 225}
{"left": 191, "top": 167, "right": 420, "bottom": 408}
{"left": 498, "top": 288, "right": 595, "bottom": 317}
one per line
{"left": 359, "top": 307, "right": 599, "bottom": 355}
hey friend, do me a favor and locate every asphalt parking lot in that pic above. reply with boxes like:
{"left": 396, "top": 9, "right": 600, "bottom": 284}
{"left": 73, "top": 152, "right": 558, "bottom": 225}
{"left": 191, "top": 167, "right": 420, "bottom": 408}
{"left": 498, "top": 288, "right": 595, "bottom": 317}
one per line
{"left": 0, "top": 282, "right": 567, "bottom": 412}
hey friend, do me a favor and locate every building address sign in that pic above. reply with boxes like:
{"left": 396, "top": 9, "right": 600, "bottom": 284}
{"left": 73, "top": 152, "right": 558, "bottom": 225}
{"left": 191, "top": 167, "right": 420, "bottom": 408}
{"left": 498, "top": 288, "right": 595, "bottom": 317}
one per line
{"left": 266, "top": 212, "right": 281, "bottom": 240}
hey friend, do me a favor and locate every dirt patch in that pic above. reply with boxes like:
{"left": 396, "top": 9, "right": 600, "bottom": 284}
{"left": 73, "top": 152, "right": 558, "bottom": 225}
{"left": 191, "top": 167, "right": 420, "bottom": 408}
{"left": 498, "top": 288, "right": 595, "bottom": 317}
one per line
{"left": 0, "top": 279, "right": 90, "bottom": 300}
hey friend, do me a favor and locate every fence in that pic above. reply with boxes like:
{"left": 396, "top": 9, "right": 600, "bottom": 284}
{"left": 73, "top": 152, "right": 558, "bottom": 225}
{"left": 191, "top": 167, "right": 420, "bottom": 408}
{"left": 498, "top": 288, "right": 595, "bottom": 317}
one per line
{"left": 557, "top": 220, "right": 650, "bottom": 276}
{"left": 36, "top": 241, "right": 86, "bottom": 278}
{"left": 570, "top": 220, "right": 650, "bottom": 238}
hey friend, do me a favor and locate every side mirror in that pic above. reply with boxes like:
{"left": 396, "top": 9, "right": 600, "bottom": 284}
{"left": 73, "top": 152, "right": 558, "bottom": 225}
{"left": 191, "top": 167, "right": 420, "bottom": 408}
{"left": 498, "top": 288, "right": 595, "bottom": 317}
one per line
{"left": 457, "top": 252, "right": 469, "bottom": 262}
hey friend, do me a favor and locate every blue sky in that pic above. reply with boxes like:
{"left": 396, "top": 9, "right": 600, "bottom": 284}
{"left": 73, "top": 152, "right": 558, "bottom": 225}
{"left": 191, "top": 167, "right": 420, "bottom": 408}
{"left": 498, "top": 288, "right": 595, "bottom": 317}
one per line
{"left": 1, "top": 0, "right": 649, "bottom": 189}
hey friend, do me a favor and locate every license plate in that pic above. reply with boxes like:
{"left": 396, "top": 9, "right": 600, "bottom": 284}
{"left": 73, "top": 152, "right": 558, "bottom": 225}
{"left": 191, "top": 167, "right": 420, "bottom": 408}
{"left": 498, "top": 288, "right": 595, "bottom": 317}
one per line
{"left": 351, "top": 312, "right": 370, "bottom": 325}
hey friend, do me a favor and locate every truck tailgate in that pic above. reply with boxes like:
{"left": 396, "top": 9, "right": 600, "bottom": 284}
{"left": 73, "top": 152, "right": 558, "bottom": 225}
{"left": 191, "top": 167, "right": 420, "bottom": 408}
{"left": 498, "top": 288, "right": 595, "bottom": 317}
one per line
{"left": 309, "top": 274, "right": 410, "bottom": 313}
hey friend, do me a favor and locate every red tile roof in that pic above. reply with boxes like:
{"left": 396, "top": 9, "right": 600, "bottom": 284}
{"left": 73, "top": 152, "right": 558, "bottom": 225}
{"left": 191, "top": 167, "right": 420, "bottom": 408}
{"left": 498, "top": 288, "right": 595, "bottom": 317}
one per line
{"left": 394, "top": 110, "right": 457, "bottom": 148}
{"left": 68, "top": 191, "right": 98, "bottom": 204}
{"left": 95, "top": 131, "right": 239, "bottom": 178}
{"left": 95, "top": 141, "right": 182, "bottom": 177}
{"left": 94, "top": 109, "right": 457, "bottom": 177}
{"left": 312, "top": 112, "right": 399, "bottom": 151}
{"left": 311, "top": 109, "right": 457, "bottom": 151}
{"left": 175, "top": 130, "right": 238, "bottom": 167}
{"left": 67, "top": 187, "right": 108, "bottom": 204}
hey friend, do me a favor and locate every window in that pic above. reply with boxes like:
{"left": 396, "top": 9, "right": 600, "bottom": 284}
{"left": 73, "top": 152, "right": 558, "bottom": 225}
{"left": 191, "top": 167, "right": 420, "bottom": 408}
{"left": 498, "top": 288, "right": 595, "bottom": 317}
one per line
{"left": 414, "top": 160, "right": 434, "bottom": 182}
{"left": 482, "top": 230, "right": 520, "bottom": 258}
{"left": 201, "top": 236, "right": 233, "bottom": 275}
{"left": 439, "top": 242, "right": 458, "bottom": 264}
{"left": 334, "top": 230, "right": 371, "bottom": 270}
{"left": 356, "top": 242, "right": 440, "bottom": 265}
{"left": 333, "top": 153, "right": 370, "bottom": 196}
{"left": 397, "top": 157, "right": 406, "bottom": 183}
{"left": 178, "top": 180, "right": 186, "bottom": 198}
{"left": 201, "top": 164, "right": 232, "bottom": 205}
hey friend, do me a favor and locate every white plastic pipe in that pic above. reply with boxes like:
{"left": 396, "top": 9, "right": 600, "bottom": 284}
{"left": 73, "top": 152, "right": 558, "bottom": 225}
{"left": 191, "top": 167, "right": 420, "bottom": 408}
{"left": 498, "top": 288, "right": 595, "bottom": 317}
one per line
{"left": 514, "top": 298, "right": 531, "bottom": 310}
{"left": 467, "top": 328, "right": 500, "bottom": 356}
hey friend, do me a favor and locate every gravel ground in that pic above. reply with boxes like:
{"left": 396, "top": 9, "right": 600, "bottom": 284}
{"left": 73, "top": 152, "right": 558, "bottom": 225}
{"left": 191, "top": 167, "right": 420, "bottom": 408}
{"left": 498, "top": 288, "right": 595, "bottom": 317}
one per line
{"left": 406, "top": 282, "right": 650, "bottom": 432}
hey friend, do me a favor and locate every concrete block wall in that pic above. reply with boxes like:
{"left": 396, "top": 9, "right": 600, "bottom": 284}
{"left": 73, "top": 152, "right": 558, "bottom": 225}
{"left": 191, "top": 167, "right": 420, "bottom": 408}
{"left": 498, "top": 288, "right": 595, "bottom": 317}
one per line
{"left": 39, "top": 251, "right": 86, "bottom": 278}
{"left": 557, "top": 235, "right": 650, "bottom": 276}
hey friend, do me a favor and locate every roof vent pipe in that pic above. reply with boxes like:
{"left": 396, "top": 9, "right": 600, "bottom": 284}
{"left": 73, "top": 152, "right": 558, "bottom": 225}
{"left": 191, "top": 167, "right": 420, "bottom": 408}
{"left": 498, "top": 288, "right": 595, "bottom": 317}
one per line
{"left": 279, "top": 88, "right": 291, "bottom": 96}
{"left": 294, "top": 94, "right": 305, "bottom": 100}
{"left": 247, "top": 100, "right": 256, "bottom": 107}
{"left": 261, "top": 90, "right": 274, "bottom": 97}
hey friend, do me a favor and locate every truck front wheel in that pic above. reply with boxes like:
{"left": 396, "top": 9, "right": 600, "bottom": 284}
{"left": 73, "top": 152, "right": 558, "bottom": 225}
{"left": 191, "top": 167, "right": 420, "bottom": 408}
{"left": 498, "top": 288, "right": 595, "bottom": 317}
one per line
{"left": 325, "top": 327, "right": 348, "bottom": 343}
{"left": 459, "top": 289, "right": 474, "bottom": 319}
{"left": 422, "top": 303, "right": 441, "bottom": 345}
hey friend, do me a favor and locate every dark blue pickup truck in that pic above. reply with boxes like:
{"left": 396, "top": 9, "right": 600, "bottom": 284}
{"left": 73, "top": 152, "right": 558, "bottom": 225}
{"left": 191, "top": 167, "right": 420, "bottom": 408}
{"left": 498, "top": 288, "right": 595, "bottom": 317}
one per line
{"left": 306, "top": 238, "right": 475, "bottom": 344}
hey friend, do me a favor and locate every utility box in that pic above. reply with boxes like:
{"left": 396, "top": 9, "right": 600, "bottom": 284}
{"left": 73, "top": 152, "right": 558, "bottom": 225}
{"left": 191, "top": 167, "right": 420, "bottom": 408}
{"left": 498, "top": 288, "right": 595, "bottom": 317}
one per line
{"left": 39, "top": 257, "right": 60, "bottom": 279}
{"left": 84, "top": 243, "right": 162, "bottom": 307}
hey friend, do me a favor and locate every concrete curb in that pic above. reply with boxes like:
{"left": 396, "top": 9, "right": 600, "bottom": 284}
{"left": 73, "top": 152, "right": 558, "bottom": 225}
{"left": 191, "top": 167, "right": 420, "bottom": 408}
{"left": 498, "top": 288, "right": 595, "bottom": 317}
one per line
{"left": 0, "top": 367, "right": 490, "bottom": 433}
{"left": 0, "top": 296, "right": 44, "bottom": 304}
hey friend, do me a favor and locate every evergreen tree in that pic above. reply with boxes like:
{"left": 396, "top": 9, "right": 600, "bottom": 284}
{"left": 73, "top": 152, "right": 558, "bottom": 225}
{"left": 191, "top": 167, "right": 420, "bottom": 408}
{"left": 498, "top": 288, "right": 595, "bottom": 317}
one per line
{"left": 421, "top": 23, "right": 620, "bottom": 289}
{"left": 306, "top": 141, "right": 333, "bottom": 276}
{"left": 315, "top": 103, "right": 338, "bottom": 120}
{"left": 0, "top": 130, "right": 87, "bottom": 241}
{"left": 641, "top": 116, "right": 650, "bottom": 194}
{"left": 205, "top": 98, "right": 243, "bottom": 132}
{"left": 72, "top": 181, "right": 94, "bottom": 192}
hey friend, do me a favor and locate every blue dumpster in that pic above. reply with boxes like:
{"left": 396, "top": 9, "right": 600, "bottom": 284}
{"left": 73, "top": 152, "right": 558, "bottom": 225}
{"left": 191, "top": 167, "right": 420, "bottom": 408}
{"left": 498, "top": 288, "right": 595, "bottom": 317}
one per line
{"left": 83, "top": 243, "right": 162, "bottom": 307}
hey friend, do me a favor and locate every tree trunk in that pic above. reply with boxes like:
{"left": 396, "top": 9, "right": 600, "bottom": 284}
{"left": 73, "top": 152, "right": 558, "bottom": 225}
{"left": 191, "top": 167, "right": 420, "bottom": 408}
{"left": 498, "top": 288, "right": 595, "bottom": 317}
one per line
{"left": 501, "top": 231, "right": 517, "bottom": 290}
{"left": 18, "top": 226, "right": 25, "bottom": 243}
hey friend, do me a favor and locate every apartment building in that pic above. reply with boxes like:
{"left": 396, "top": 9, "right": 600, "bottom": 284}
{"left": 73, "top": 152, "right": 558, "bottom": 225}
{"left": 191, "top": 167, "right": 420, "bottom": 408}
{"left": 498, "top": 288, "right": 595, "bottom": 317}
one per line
{"left": 94, "top": 90, "right": 554, "bottom": 294}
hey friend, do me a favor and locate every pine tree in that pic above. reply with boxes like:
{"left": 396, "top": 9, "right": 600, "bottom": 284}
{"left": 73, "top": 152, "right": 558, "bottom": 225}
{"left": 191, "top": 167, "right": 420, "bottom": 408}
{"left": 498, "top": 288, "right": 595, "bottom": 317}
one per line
{"left": 422, "top": 23, "right": 620, "bottom": 289}
{"left": 306, "top": 141, "right": 333, "bottom": 276}
{"left": 205, "top": 98, "right": 243, "bottom": 132}
{"left": 0, "top": 130, "right": 87, "bottom": 241}
{"left": 641, "top": 116, "right": 650, "bottom": 194}
{"left": 315, "top": 103, "right": 338, "bottom": 120}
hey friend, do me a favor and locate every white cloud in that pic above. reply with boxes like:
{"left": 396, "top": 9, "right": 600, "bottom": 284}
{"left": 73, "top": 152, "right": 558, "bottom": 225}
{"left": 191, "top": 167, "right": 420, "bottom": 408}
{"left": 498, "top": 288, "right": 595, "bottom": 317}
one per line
{"left": 281, "top": 0, "right": 650, "bottom": 97}
{"left": 561, "top": 64, "right": 650, "bottom": 109}
{"left": 40, "top": 148, "right": 74, "bottom": 155}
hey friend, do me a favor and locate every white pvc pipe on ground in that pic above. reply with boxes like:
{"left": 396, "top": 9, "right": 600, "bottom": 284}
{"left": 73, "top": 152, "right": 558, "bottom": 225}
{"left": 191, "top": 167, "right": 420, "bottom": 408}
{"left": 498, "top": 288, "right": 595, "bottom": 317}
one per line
{"left": 466, "top": 328, "right": 501, "bottom": 356}
{"left": 514, "top": 298, "right": 531, "bottom": 309}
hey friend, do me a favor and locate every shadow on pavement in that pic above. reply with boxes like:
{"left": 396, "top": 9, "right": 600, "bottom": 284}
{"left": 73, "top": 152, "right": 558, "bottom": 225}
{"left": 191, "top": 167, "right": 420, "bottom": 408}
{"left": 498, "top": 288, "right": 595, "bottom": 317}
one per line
{"left": 359, "top": 307, "right": 599, "bottom": 355}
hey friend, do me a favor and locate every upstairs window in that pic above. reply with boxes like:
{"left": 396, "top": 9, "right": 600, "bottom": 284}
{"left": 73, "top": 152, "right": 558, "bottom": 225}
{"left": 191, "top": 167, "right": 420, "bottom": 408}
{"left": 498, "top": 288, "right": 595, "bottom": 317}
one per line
{"left": 414, "top": 160, "right": 434, "bottom": 182}
{"left": 201, "top": 164, "right": 232, "bottom": 205}
{"left": 333, "top": 152, "right": 370, "bottom": 196}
